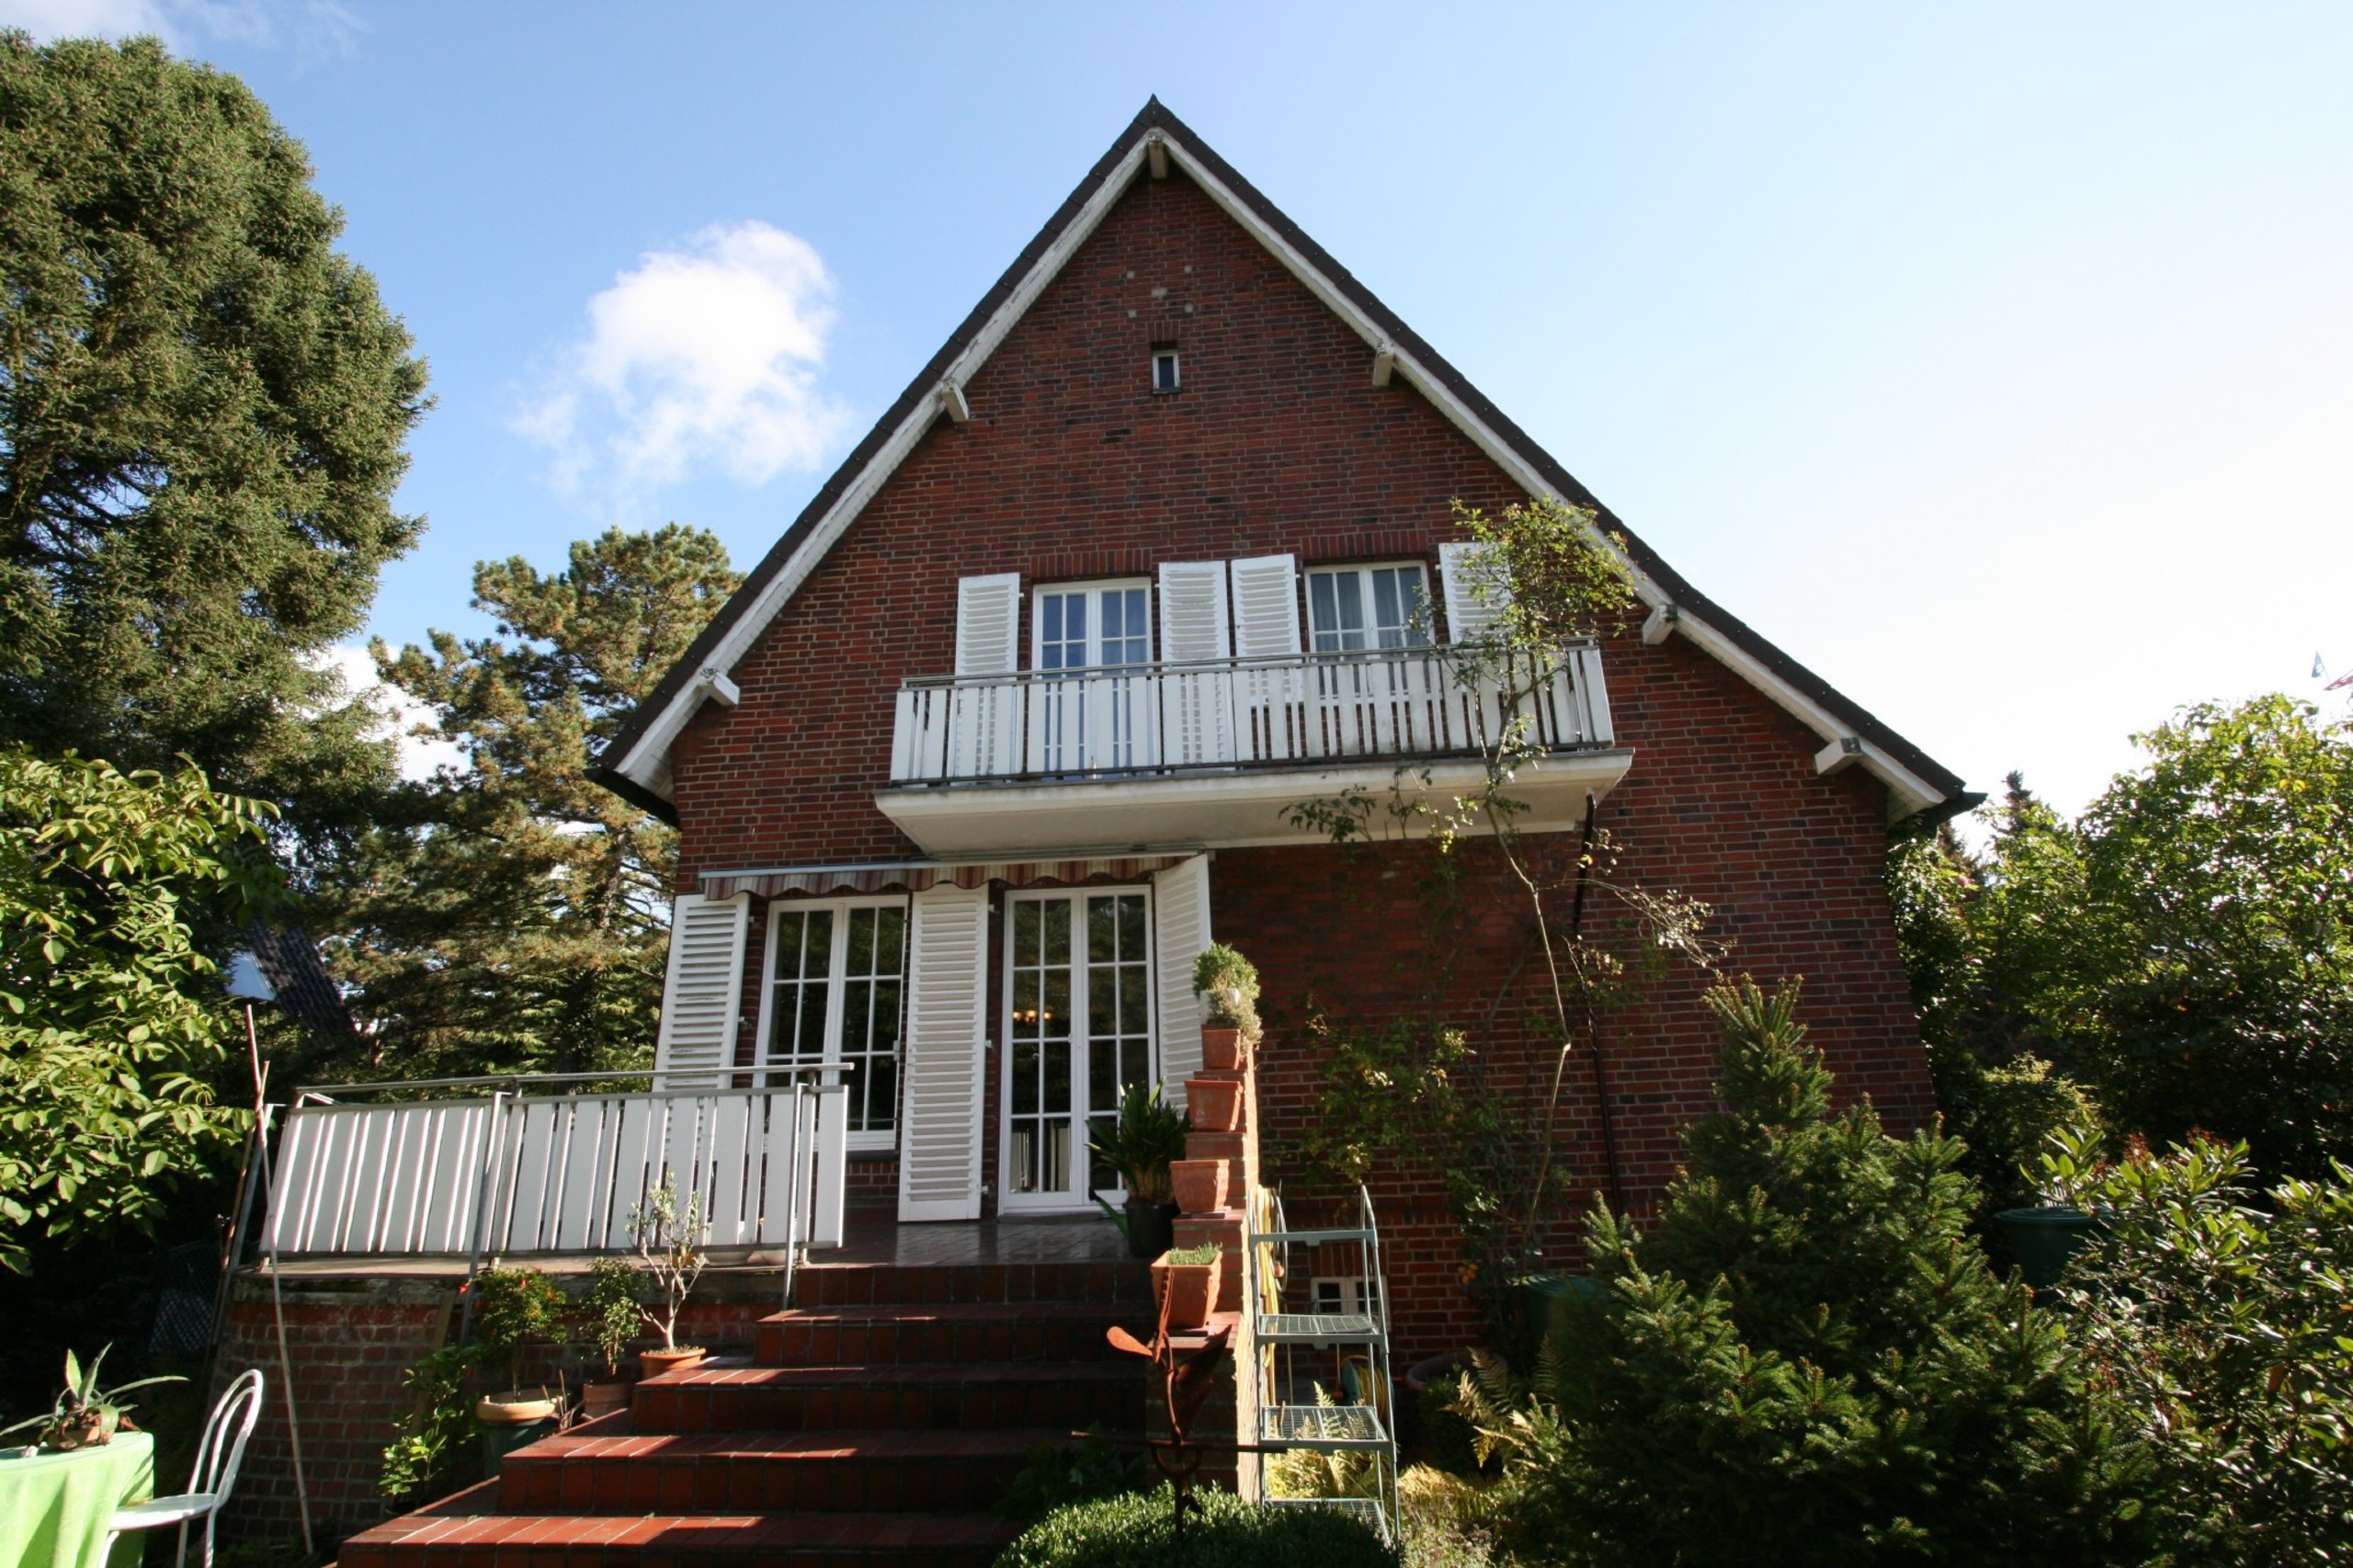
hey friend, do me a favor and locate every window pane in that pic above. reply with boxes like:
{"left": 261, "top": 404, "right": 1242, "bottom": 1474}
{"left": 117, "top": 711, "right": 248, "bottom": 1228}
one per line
{"left": 1309, "top": 574, "right": 1340, "bottom": 653}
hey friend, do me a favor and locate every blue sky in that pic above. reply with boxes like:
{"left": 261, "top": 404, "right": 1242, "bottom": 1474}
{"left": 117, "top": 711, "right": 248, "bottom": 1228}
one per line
{"left": 9, "top": 1, "right": 2351, "bottom": 812}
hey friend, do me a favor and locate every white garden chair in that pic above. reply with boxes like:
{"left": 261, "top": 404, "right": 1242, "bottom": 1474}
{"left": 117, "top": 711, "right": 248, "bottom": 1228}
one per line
{"left": 107, "top": 1369, "right": 266, "bottom": 1568}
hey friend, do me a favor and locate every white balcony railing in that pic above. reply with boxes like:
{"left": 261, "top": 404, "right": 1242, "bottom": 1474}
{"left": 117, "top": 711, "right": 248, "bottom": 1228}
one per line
{"left": 887, "top": 642, "right": 1612, "bottom": 786}
{"left": 260, "top": 1070, "right": 848, "bottom": 1264}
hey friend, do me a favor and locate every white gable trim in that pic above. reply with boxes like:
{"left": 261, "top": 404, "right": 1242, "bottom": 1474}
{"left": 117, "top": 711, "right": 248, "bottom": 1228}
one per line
{"left": 612, "top": 123, "right": 1949, "bottom": 818}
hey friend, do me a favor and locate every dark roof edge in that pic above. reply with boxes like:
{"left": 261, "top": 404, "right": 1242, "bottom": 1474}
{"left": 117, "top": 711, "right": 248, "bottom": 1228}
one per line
{"left": 597, "top": 97, "right": 1966, "bottom": 815}
{"left": 589, "top": 764, "right": 679, "bottom": 827}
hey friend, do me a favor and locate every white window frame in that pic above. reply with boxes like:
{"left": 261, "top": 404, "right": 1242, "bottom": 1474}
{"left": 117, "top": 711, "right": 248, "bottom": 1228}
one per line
{"left": 1304, "top": 561, "right": 1433, "bottom": 653}
{"left": 997, "top": 883, "right": 1160, "bottom": 1213}
{"left": 1029, "top": 577, "right": 1154, "bottom": 672}
{"left": 752, "top": 895, "right": 910, "bottom": 1153}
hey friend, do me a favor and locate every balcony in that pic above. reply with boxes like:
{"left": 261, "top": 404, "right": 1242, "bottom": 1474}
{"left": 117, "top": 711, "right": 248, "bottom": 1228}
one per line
{"left": 877, "top": 642, "right": 1632, "bottom": 855}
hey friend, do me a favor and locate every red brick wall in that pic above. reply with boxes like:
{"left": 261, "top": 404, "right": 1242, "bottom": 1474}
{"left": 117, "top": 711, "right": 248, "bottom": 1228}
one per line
{"left": 665, "top": 168, "right": 1938, "bottom": 1365}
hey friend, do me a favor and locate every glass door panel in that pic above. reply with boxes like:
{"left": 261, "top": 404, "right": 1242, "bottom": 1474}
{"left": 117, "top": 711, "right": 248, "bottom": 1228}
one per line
{"left": 1033, "top": 583, "right": 1154, "bottom": 774}
{"left": 1003, "top": 889, "right": 1155, "bottom": 1210}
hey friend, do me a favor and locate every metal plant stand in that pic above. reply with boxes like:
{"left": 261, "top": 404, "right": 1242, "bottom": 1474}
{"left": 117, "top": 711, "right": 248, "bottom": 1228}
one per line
{"left": 1245, "top": 1183, "right": 1399, "bottom": 1541}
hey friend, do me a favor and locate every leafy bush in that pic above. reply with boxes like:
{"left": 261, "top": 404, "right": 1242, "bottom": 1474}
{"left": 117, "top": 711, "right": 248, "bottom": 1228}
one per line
{"left": 995, "top": 1484, "right": 1398, "bottom": 1567}
{"left": 991, "top": 1432, "right": 1146, "bottom": 1523}
{"left": 582, "top": 1256, "right": 642, "bottom": 1377}
{"left": 470, "top": 1266, "right": 562, "bottom": 1389}
{"left": 2044, "top": 1131, "right": 2353, "bottom": 1565}
{"left": 1192, "top": 944, "right": 1261, "bottom": 1042}
{"left": 1455, "top": 979, "right": 2152, "bottom": 1565}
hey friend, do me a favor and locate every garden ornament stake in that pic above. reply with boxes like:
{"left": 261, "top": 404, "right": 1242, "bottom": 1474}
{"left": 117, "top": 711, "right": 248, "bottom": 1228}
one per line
{"left": 1106, "top": 1284, "right": 1233, "bottom": 1534}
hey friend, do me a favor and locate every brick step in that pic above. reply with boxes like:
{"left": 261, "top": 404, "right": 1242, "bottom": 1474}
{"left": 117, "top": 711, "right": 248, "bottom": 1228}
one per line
{"left": 338, "top": 1506, "right": 1021, "bottom": 1568}
{"left": 500, "top": 1426, "right": 1071, "bottom": 1515}
{"left": 793, "top": 1258, "right": 1149, "bottom": 1308}
{"left": 632, "top": 1361, "right": 1143, "bottom": 1434}
{"left": 754, "top": 1302, "right": 1133, "bottom": 1366}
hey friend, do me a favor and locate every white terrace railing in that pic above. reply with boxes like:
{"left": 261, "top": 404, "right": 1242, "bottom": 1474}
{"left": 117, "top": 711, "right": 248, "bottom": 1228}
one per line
{"left": 261, "top": 1070, "right": 848, "bottom": 1269}
{"left": 887, "top": 641, "right": 1613, "bottom": 786}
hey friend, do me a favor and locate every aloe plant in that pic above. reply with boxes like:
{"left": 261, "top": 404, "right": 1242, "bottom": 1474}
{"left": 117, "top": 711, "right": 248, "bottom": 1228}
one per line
{"left": 2, "top": 1345, "right": 185, "bottom": 1448}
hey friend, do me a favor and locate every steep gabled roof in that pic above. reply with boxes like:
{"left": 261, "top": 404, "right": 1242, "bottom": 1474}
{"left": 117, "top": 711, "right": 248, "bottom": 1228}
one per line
{"left": 594, "top": 98, "right": 1972, "bottom": 824}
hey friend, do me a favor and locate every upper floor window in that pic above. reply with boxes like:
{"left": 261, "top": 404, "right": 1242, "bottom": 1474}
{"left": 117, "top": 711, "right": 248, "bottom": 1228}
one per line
{"left": 1306, "top": 562, "right": 1430, "bottom": 653}
{"left": 1035, "top": 580, "right": 1151, "bottom": 671}
{"left": 1152, "top": 350, "right": 1180, "bottom": 392}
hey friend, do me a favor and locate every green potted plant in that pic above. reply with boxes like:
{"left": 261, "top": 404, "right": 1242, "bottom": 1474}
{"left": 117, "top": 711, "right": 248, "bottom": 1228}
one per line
{"left": 1, "top": 1346, "right": 182, "bottom": 1451}
{"left": 630, "top": 1185, "right": 710, "bottom": 1374}
{"left": 579, "top": 1256, "right": 642, "bottom": 1418}
{"left": 471, "top": 1265, "right": 564, "bottom": 1471}
{"left": 1152, "top": 1243, "right": 1224, "bottom": 1331}
{"left": 1192, "top": 944, "right": 1261, "bottom": 1071}
{"left": 1088, "top": 1081, "right": 1189, "bottom": 1259}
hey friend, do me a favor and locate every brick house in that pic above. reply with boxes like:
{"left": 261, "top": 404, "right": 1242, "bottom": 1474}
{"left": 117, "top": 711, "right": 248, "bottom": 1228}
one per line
{"left": 592, "top": 97, "right": 1972, "bottom": 1366}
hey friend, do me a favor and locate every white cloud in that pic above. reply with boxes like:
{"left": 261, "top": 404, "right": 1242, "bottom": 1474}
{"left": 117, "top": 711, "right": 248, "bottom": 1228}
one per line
{"left": 317, "top": 645, "right": 467, "bottom": 784}
{"left": 516, "top": 221, "right": 853, "bottom": 505}
{"left": 0, "top": 0, "right": 361, "bottom": 57}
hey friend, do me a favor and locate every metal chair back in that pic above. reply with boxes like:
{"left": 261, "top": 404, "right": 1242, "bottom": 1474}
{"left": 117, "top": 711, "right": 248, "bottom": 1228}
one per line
{"left": 191, "top": 1369, "right": 266, "bottom": 1502}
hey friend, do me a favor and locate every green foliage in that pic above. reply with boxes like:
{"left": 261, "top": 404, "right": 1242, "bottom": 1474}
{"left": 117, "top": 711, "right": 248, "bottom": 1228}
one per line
{"left": 991, "top": 1432, "right": 1147, "bottom": 1523}
{"left": 995, "top": 1484, "right": 1400, "bottom": 1568}
{"left": 1192, "top": 944, "right": 1261, "bottom": 1042}
{"left": 313, "top": 526, "right": 738, "bottom": 1082}
{"left": 1163, "top": 1242, "right": 1221, "bottom": 1267}
{"left": 0, "top": 749, "right": 275, "bottom": 1272}
{"left": 2043, "top": 1132, "right": 2353, "bottom": 1565}
{"left": 583, "top": 1256, "right": 641, "bottom": 1377}
{"left": 1264, "top": 1384, "right": 1386, "bottom": 1503}
{"left": 1088, "top": 1081, "right": 1188, "bottom": 1206}
{"left": 0, "top": 34, "right": 426, "bottom": 831}
{"left": 379, "top": 1341, "right": 477, "bottom": 1501}
{"left": 469, "top": 1265, "right": 562, "bottom": 1389}
{"left": 1989, "top": 697, "right": 2353, "bottom": 1182}
{"left": 1455, "top": 978, "right": 2151, "bottom": 1565}
{"left": 630, "top": 1184, "right": 708, "bottom": 1351}
{"left": 0, "top": 1342, "right": 184, "bottom": 1444}
{"left": 1446, "top": 495, "right": 1641, "bottom": 652}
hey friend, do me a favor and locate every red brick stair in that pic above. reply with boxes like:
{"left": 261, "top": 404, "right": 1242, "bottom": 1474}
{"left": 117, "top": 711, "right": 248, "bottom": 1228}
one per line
{"left": 339, "top": 1250, "right": 1150, "bottom": 1568}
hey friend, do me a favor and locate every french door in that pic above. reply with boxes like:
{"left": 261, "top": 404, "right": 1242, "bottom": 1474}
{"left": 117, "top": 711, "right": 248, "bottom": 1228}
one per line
{"left": 1000, "top": 888, "right": 1156, "bottom": 1210}
{"left": 1031, "top": 580, "right": 1155, "bottom": 774}
{"left": 755, "top": 897, "right": 906, "bottom": 1151}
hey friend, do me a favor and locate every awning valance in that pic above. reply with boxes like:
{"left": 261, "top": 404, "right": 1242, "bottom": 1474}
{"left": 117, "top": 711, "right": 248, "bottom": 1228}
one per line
{"left": 700, "top": 854, "right": 1195, "bottom": 902}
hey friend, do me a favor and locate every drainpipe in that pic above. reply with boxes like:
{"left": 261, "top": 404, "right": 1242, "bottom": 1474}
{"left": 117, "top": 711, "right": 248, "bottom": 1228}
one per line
{"left": 1566, "top": 794, "right": 1626, "bottom": 1212}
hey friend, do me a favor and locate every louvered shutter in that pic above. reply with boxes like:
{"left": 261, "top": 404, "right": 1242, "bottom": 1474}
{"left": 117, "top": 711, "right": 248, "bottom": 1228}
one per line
{"left": 1153, "top": 855, "right": 1213, "bottom": 1086}
{"left": 949, "top": 573, "right": 1023, "bottom": 778}
{"left": 1227, "top": 554, "right": 1302, "bottom": 657}
{"left": 654, "top": 892, "right": 751, "bottom": 1087}
{"left": 1158, "top": 561, "right": 1232, "bottom": 767}
{"left": 1438, "top": 541, "right": 1508, "bottom": 643}
{"left": 897, "top": 882, "right": 990, "bottom": 1221}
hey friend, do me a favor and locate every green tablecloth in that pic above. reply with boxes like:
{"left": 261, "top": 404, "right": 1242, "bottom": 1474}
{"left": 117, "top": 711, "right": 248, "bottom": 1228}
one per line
{"left": 0, "top": 1432, "right": 151, "bottom": 1568}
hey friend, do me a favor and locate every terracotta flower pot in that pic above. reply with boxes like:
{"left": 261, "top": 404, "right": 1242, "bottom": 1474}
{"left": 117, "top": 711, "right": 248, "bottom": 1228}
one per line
{"left": 639, "top": 1346, "right": 706, "bottom": 1378}
{"left": 580, "top": 1380, "right": 632, "bottom": 1419}
{"left": 1187, "top": 1076, "right": 1243, "bottom": 1132}
{"left": 47, "top": 1408, "right": 113, "bottom": 1450}
{"left": 1170, "top": 1158, "right": 1230, "bottom": 1215}
{"left": 474, "top": 1392, "right": 560, "bottom": 1425}
{"left": 1152, "top": 1249, "right": 1225, "bottom": 1332}
{"left": 1200, "top": 1026, "right": 1247, "bottom": 1072}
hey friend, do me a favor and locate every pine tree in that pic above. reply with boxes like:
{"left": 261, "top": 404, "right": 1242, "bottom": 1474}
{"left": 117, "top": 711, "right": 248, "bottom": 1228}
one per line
{"left": 309, "top": 526, "right": 737, "bottom": 1080}
{"left": 1459, "top": 979, "right": 2150, "bottom": 1566}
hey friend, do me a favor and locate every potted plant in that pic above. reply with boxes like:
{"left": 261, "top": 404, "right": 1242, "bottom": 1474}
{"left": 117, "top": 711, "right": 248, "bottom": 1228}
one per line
{"left": 1192, "top": 944, "right": 1261, "bottom": 1071}
{"left": 1152, "top": 1243, "right": 1224, "bottom": 1331}
{"left": 0, "top": 1346, "right": 182, "bottom": 1451}
{"left": 579, "top": 1256, "right": 641, "bottom": 1418}
{"left": 1169, "top": 1155, "right": 1231, "bottom": 1215}
{"left": 630, "top": 1184, "right": 710, "bottom": 1375}
{"left": 1088, "top": 1081, "right": 1189, "bottom": 1259}
{"left": 471, "top": 1265, "right": 563, "bottom": 1471}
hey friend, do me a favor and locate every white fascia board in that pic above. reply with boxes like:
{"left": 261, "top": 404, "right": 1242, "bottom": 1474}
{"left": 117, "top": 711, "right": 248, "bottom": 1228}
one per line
{"left": 610, "top": 141, "right": 1154, "bottom": 794}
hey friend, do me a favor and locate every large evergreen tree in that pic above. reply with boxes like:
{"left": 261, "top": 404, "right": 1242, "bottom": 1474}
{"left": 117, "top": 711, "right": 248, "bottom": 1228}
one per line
{"left": 0, "top": 33, "right": 427, "bottom": 827}
{"left": 1459, "top": 980, "right": 2148, "bottom": 1565}
{"left": 315, "top": 526, "right": 738, "bottom": 1080}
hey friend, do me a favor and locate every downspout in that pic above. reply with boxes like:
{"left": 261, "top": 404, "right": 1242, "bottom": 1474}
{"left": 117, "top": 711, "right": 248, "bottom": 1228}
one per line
{"left": 1566, "top": 793, "right": 1626, "bottom": 1212}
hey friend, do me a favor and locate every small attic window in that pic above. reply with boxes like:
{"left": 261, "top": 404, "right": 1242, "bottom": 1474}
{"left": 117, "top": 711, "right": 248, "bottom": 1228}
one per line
{"left": 1151, "top": 349, "right": 1180, "bottom": 393}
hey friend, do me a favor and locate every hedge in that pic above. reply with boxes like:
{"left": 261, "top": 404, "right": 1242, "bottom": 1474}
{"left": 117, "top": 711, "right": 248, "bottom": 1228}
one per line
{"left": 995, "top": 1484, "right": 1398, "bottom": 1568}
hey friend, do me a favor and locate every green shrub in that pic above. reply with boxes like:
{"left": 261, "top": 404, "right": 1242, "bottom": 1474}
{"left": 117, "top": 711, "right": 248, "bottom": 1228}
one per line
{"left": 992, "top": 1432, "right": 1147, "bottom": 1522}
{"left": 1192, "top": 944, "right": 1261, "bottom": 1043}
{"left": 996, "top": 1484, "right": 1398, "bottom": 1568}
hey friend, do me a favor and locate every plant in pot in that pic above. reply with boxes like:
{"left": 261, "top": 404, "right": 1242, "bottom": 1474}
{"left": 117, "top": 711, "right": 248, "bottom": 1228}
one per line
{"left": 471, "top": 1265, "right": 565, "bottom": 1471}
{"left": 1152, "top": 1242, "right": 1224, "bottom": 1331}
{"left": 579, "top": 1256, "right": 642, "bottom": 1419}
{"left": 1088, "top": 1081, "right": 1189, "bottom": 1260}
{"left": 1, "top": 1346, "right": 183, "bottom": 1451}
{"left": 630, "top": 1184, "right": 710, "bottom": 1374}
{"left": 1192, "top": 944, "right": 1261, "bottom": 1071}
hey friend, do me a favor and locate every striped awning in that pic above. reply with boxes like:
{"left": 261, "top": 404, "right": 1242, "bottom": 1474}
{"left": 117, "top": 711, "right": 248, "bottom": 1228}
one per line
{"left": 700, "top": 854, "right": 1195, "bottom": 901}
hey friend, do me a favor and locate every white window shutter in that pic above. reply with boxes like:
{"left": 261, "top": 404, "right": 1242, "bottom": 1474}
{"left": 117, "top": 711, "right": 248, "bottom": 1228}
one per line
{"left": 1157, "top": 562, "right": 1232, "bottom": 663}
{"left": 1153, "top": 855, "right": 1213, "bottom": 1086}
{"left": 897, "top": 882, "right": 989, "bottom": 1221}
{"left": 1228, "top": 554, "right": 1301, "bottom": 658}
{"left": 952, "top": 573, "right": 1022, "bottom": 676}
{"left": 654, "top": 892, "right": 750, "bottom": 1087}
{"left": 1438, "top": 541, "right": 1508, "bottom": 643}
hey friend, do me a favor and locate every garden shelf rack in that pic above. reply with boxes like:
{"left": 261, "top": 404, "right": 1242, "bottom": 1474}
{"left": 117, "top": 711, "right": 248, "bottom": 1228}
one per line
{"left": 1245, "top": 1182, "right": 1400, "bottom": 1540}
